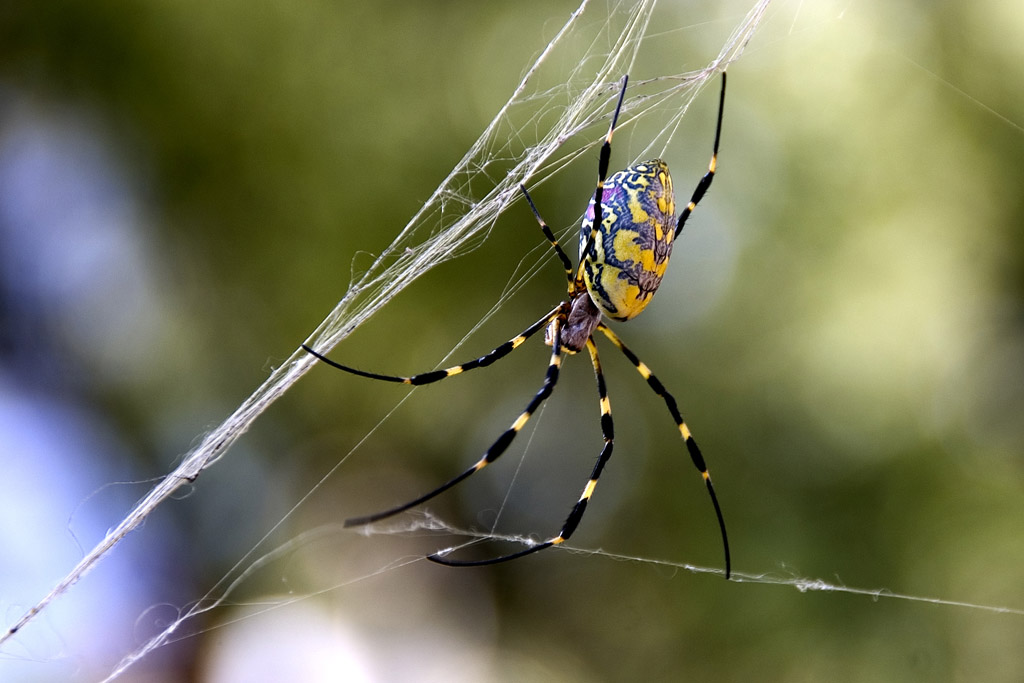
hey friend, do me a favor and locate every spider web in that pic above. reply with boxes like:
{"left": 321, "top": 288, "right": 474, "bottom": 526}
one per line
{"left": 281, "top": 512, "right": 1024, "bottom": 616}
{"left": 0, "top": 0, "right": 775, "bottom": 678}
{"left": 89, "top": 512, "right": 1024, "bottom": 681}
{"left": 70, "top": 512, "right": 1024, "bottom": 681}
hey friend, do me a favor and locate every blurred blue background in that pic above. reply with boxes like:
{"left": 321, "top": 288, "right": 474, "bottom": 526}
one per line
{"left": 2, "top": 0, "right": 1023, "bottom": 681}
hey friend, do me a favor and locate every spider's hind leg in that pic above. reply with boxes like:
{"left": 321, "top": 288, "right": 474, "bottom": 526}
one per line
{"left": 597, "top": 322, "right": 730, "bottom": 579}
{"left": 342, "top": 316, "right": 568, "bottom": 529}
{"left": 429, "top": 335, "right": 614, "bottom": 566}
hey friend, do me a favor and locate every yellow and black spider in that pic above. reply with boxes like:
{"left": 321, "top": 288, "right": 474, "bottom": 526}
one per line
{"left": 304, "top": 73, "right": 730, "bottom": 576}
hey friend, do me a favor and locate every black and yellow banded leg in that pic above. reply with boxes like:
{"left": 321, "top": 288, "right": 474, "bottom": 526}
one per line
{"left": 430, "top": 336, "right": 615, "bottom": 566}
{"left": 673, "top": 72, "right": 726, "bottom": 240}
{"left": 597, "top": 323, "right": 731, "bottom": 579}
{"left": 302, "top": 305, "right": 561, "bottom": 386}
{"left": 555, "top": 337, "right": 615, "bottom": 542}
{"left": 346, "top": 318, "right": 566, "bottom": 529}
{"left": 520, "top": 184, "right": 574, "bottom": 289}
{"left": 576, "top": 75, "right": 629, "bottom": 283}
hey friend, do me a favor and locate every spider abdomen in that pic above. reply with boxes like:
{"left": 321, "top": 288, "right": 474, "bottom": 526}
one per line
{"left": 580, "top": 159, "right": 676, "bottom": 321}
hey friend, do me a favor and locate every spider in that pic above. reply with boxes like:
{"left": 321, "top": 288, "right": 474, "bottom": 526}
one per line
{"left": 304, "top": 72, "right": 730, "bottom": 576}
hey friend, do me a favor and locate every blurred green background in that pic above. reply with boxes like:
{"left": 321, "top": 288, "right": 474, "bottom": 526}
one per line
{"left": 2, "top": 0, "right": 1023, "bottom": 681}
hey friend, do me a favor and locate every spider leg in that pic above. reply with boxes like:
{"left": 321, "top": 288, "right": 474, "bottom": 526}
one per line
{"left": 429, "top": 335, "right": 614, "bottom": 567}
{"left": 576, "top": 75, "right": 629, "bottom": 284}
{"left": 302, "top": 305, "right": 560, "bottom": 386}
{"left": 520, "top": 184, "right": 574, "bottom": 289}
{"left": 673, "top": 72, "right": 726, "bottom": 240}
{"left": 344, "top": 317, "right": 566, "bottom": 528}
{"left": 596, "top": 323, "right": 731, "bottom": 579}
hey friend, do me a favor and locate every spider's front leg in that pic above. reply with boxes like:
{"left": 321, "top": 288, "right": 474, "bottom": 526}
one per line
{"left": 302, "top": 306, "right": 559, "bottom": 387}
